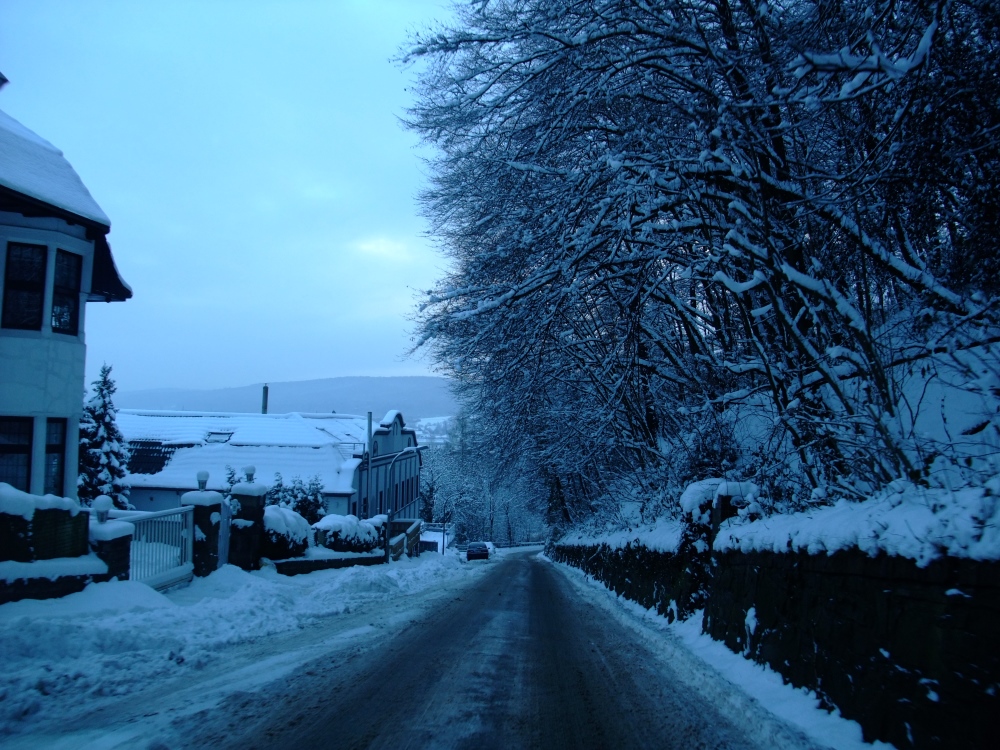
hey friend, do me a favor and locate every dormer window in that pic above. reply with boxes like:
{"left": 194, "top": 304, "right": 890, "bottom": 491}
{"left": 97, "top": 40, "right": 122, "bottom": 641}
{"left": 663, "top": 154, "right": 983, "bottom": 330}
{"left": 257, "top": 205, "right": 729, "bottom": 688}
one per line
{"left": 2, "top": 242, "right": 47, "bottom": 331}
{"left": 51, "top": 250, "right": 82, "bottom": 335}
{"left": 205, "top": 431, "right": 233, "bottom": 444}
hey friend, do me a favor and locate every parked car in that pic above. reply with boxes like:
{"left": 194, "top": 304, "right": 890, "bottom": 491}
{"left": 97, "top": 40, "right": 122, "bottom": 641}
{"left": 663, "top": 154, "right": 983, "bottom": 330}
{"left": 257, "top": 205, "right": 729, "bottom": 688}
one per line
{"left": 466, "top": 542, "right": 489, "bottom": 561}
{"left": 485, "top": 542, "right": 496, "bottom": 557}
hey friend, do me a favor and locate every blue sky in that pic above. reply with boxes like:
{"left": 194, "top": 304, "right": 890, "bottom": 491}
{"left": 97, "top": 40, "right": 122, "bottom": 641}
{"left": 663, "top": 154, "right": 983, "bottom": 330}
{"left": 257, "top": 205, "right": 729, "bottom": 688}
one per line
{"left": 0, "top": 0, "right": 452, "bottom": 391}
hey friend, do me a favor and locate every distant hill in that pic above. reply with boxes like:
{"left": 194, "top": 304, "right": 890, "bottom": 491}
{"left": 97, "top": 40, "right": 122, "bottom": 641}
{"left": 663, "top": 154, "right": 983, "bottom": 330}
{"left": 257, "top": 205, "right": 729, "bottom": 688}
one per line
{"left": 117, "top": 376, "right": 458, "bottom": 423}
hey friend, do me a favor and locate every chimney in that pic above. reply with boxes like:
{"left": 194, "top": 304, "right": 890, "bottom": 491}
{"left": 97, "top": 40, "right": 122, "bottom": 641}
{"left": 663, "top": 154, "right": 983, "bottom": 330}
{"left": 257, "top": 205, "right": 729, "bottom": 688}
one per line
{"left": 261, "top": 383, "right": 269, "bottom": 414}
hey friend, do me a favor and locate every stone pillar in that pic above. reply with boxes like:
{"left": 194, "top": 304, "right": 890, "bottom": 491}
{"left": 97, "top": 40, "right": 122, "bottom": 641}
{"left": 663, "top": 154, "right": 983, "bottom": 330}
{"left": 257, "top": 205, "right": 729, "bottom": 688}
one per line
{"left": 182, "top": 488, "right": 225, "bottom": 577}
{"left": 30, "top": 416, "right": 46, "bottom": 495}
{"left": 228, "top": 481, "right": 268, "bottom": 571}
{"left": 89, "top": 519, "right": 134, "bottom": 582}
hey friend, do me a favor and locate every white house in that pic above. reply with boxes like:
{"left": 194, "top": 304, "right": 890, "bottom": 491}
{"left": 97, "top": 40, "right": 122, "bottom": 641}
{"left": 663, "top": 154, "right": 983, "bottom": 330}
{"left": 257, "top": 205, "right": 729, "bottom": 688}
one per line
{"left": 0, "top": 104, "right": 131, "bottom": 499}
{"left": 118, "top": 410, "right": 423, "bottom": 518}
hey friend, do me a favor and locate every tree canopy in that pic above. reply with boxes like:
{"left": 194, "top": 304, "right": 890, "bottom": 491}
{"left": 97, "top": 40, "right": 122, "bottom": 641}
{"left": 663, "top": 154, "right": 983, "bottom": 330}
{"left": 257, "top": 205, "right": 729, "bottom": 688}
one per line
{"left": 405, "top": 0, "right": 1000, "bottom": 526}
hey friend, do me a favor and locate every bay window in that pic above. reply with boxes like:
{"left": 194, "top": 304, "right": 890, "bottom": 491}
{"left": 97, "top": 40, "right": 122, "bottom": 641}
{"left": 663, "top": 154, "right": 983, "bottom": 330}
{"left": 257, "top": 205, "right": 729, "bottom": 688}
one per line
{"left": 2, "top": 242, "right": 47, "bottom": 331}
{"left": 51, "top": 250, "right": 82, "bottom": 335}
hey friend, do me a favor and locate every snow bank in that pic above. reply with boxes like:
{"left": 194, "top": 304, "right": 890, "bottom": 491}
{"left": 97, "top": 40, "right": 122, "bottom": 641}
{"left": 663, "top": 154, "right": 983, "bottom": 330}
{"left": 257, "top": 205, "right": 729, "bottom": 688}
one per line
{"left": 560, "top": 516, "right": 684, "bottom": 554}
{"left": 0, "top": 483, "right": 81, "bottom": 520}
{"left": 0, "top": 555, "right": 107, "bottom": 584}
{"left": 715, "top": 481, "right": 1000, "bottom": 566}
{"left": 0, "top": 554, "right": 475, "bottom": 733}
{"left": 263, "top": 506, "right": 311, "bottom": 545}
{"left": 304, "top": 547, "right": 383, "bottom": 560}
{"left": 548, "top": 556, "right": 891, "bottom": 750}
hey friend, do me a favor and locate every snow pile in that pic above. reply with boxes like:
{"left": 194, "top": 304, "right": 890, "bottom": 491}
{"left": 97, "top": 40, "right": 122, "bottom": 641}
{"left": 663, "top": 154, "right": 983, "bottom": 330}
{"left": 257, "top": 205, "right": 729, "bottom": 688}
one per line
{"left": 715, "top": 480, "right": 1000, "bottom": 566}
{"left": 0, "top": 554, "right": 475, "bottom": 734}
{"left": 313, "top": 514, "right": 383, "bottom": 553}
{"left": 560, "top": 516, "right": 684, "bottom": 554}
{"left": 0, "top": 483, "right": 81, "bottom": 520}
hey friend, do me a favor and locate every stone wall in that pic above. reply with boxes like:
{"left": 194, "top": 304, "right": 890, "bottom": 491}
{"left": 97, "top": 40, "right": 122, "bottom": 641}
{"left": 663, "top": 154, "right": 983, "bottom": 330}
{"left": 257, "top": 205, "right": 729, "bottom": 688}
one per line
{"left": 90, "top": 533, "right": 131, "bottom": 582}
{"left": 551, "top": 543, "right": 1000, "bottom": 748}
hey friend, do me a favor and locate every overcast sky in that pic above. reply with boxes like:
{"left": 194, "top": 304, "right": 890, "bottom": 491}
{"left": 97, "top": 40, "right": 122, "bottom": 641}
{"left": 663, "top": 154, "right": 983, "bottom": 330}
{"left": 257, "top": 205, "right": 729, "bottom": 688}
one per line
{"left": 0, "top": 0, "right": 452, "bottom": 392}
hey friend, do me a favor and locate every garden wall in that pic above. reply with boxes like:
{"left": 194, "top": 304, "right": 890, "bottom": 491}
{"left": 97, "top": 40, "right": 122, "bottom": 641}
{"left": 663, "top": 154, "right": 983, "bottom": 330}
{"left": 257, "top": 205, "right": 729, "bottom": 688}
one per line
{"left": 551, "top": 543, "right": 1000, "bottom": 748}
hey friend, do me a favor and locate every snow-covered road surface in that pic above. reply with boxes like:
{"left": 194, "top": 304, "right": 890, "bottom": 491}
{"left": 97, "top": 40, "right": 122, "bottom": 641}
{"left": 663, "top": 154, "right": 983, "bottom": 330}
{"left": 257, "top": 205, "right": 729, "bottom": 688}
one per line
{"left": 171, "top": 552, "right": 816, "bottom": 749}
{"left": 0, "top": 553, "right": 492, "bottom": 748}
{"left": 1, "top": 549, "right": 880, "bottom": 749}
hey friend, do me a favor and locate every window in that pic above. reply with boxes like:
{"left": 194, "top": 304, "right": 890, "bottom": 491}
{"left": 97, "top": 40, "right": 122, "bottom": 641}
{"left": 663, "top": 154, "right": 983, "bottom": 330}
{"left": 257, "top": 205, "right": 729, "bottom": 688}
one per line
{"left": 44, "top": 418, "right": 67, "bottom": 496}
{"left": 51, "top": 250, "right": 82, "bottom": 335}
{"left": 2, "top": 243, "right": 47, "bottom": 331}
{"left": 0, "top": 417, "right": 33, "bottom": 491}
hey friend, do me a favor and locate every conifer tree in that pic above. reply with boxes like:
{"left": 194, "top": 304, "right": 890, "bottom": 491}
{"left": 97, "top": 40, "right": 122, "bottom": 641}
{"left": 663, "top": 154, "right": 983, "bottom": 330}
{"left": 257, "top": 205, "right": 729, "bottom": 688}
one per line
{"left": 282, "top": 475, "right": 325, "bottom": 525}
{"left": 266, "top": 472, "right": 289, "bottom": 507}
{"left": 78, "top": 364, "right": 132, "bottom": 509}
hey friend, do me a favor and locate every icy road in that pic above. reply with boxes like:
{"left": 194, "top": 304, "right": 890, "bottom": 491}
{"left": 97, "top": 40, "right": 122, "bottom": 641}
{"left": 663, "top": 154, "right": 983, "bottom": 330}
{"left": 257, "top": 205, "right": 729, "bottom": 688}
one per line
{"left": 173, "top": 550, "right": 827, "bottom": 750}
{"left": 1, "top": 550, "right": 875, "bottom": 750}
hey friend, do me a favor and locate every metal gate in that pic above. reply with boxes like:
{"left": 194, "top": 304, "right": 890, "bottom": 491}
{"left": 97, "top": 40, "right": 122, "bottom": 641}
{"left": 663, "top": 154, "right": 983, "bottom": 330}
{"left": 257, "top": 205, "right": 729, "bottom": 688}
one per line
{"left": 128, "top": 506, "right": 195, "bottom": 590}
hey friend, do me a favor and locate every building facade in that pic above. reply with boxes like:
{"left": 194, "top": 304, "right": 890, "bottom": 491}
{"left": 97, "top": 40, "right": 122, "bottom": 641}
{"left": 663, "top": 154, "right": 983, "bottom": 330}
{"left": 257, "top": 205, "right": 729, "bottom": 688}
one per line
{"left": 119, "top": 410, "right": 422, "bottom": 519}
{"left": 0, "top": 106, "right": 131, "bottom": 499}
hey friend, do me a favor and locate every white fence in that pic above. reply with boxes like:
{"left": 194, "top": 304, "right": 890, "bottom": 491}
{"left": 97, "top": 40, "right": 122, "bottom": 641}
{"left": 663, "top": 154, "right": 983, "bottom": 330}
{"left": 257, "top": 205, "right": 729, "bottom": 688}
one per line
{"left": 111, "top": 507, "right": 195, "bottom": 590}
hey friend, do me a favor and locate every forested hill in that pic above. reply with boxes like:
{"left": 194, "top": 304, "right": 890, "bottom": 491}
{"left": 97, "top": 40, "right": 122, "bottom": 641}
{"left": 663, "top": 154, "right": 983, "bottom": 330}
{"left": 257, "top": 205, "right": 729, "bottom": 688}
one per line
{"left": 116, "top": 376, "right": 457, "bottom": 421}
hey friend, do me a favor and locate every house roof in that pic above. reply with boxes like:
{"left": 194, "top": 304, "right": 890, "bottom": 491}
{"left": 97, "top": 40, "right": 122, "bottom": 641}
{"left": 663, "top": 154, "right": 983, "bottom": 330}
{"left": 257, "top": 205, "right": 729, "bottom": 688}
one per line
{"left": 0, "top": 107, "right": 132, "bottom": 302}
{"left": 0, "top": 108, "right": 110, "bottom": 227}
{"left": 118, "top": 410, "right": 410, "bottom": 496}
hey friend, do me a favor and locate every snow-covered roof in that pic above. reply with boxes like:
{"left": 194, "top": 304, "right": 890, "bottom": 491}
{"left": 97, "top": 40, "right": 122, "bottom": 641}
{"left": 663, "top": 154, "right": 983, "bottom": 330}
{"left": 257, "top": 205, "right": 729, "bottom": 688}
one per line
{"left": 379, "top": 410, "right": 403, "bottom": 428}
{"left": 119, "top": 411, "right": 402, "bottom": 496}
{"left": 0, "top": 108, "right": 111, "bottom": 227}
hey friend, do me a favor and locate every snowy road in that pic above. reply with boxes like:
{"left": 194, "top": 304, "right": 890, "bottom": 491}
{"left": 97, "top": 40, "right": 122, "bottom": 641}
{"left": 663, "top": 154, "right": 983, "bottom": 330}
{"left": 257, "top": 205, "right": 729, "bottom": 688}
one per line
{"left": 170, "top": 550, "right": 805, "bottom": 750}
{"left": 2, "top": 549, "right": 872, "bottom": 750}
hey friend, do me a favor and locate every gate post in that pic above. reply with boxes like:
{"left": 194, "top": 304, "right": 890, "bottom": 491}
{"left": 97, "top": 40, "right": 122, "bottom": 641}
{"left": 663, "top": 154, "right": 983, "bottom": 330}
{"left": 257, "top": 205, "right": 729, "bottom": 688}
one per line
{"left": 182, "top": 471, "right": 226, "bottom": 577}
{"left": 227, "top": 467, "right": 268, "bottom": 571}
{"left": 89, "top": 518, "right": 134, "bottom": 581}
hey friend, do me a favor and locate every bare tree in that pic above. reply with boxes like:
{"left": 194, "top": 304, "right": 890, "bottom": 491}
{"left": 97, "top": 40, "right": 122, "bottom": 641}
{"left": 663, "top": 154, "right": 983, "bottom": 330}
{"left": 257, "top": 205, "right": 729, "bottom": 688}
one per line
{"left": 405, "top": 0, "right": 1000, "bottom": 523}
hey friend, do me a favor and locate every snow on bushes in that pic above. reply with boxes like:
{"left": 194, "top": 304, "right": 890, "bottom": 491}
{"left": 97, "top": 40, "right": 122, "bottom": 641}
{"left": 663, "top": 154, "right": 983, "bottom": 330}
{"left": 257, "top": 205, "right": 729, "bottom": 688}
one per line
{"left": 313, "top": 514, "right": 385, "bottom": 553}
{"left": 715, "top": 480, "right": 1000, "bottom": 567}
{"left": 261, "top": 506, "right": 311, "bottom": 560}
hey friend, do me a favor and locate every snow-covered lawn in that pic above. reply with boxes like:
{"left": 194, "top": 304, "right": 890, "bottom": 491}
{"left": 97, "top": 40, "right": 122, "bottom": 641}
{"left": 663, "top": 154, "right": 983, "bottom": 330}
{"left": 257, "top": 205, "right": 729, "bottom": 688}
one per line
{"left": 545, "top": 554, "right": 893, "bottom": 750}
{"left": 0, "top": 552, "right": 486, "bottom": 747}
